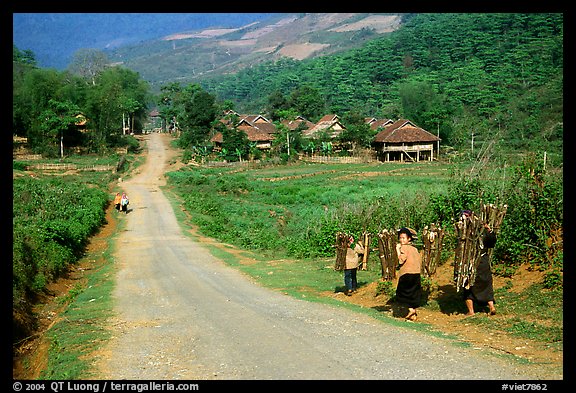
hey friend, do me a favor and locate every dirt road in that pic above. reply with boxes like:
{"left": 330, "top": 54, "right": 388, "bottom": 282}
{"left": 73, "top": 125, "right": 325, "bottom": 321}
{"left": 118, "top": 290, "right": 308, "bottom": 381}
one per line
{"left": 94, "top": 133, "right": 538, "bottom": 380}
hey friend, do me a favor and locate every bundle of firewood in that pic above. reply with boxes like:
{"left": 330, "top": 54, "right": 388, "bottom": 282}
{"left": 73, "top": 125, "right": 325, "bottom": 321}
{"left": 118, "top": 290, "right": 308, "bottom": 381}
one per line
{"left": 359, "top": 231, "right": 371, "bottom": 270}
{"left": 479, "top": 202, "right": 507, "bottom": 260}
{"left": 453, "top": 213, "right": 484, "bottom": 291}
{"left": 422, "top": 223, "right": 444, "bottom": 277}
{"left": 453, "top": 203, "right": 507, "bottom": 291}
{"left": 480, "top": 203, "right": 507, "bottom": 234}
{"left": 377, "top": 229, "right": 398, "bottom": 281}
{"left": 334, "top": 232, "right": 350, "bottom": 271}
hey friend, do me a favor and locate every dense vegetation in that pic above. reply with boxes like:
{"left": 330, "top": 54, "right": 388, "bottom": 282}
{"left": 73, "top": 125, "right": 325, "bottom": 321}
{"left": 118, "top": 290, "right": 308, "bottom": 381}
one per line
{"left": 12, "top": 173, "right": 112, "bottom": 341}
{"left": 199, "top": 13, "right": 563, "bottom": 156}
{"left": 166, "top": 155, "right": 562, "bottom": 283}
{"left": 14, "top": 13, "right": 563, "bottom": 164}
{"left": 13, "top": 45, "right": 150, "bottom": 156}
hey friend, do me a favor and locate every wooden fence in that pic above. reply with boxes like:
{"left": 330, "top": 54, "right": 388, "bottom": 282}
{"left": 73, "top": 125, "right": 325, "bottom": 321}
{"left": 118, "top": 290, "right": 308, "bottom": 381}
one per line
{"left": 299, "top": 154, "right": 376, "bottom": 164}
{"left": 25, "top": 163, "right": 115, "bottom": 172}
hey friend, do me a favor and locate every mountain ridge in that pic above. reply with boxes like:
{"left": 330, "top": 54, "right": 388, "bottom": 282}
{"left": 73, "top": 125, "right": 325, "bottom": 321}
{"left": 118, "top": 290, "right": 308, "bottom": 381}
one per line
{"left": 12, "top": 13, "right": 277, "bottom": 70}
{"left": 105, "top": 13, "right": 405, "bottom": 91}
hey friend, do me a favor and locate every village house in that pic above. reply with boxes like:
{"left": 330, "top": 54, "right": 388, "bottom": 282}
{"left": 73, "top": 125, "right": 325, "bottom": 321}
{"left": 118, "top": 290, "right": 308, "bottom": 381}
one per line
{"left": 210, "top": 125, "right": 275, "bottom": 151}
{"left": 210, "top": 112, "right": 441, "bottom": 162}
{"left": 301, "top": 114, "right": 346, "bottom": 139}
{"left": 372, "top": 119, "right": 441, "bottom": 162}
{"left": 366, "top": 117, "right": 394, "bottom": 131}
{"left": 280, "top": 115, "right": 315, "bottom": 131}
{"left": 146, "top": 108, "right": 163, "bottom": 132}
{"left": 211, "top": 113, "right": 277, "bottom": 152}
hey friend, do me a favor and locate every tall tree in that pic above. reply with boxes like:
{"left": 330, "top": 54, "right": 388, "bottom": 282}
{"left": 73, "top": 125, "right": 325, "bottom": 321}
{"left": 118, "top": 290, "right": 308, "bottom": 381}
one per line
{"left": 288, "top": 85, "right": 325, "bottom": 122}
{"left": 38, "top": 99, "right": 81, "bottom": 158}
{"left": 175, "top": 84, "right": 218, "bottom": 148}
{"left": 68, "top": 48, "right": 109, "bottom": 86}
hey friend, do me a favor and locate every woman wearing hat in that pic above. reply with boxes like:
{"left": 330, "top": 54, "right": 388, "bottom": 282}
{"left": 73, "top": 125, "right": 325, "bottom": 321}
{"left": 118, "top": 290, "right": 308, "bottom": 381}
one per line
{"left": 395, "top": 227, "right": 422, "bottom": 321}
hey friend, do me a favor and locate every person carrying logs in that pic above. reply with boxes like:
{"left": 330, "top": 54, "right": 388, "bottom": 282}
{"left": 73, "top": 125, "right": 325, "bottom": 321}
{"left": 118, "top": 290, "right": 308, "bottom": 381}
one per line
{"left": 343, "top": 235, "right": 365, "bottom": 296}
{"left": 464, "top": 223, "right": 498, "bottom": 316}
{"left": 395, "top": 227, "right": 422, "bottom": 321}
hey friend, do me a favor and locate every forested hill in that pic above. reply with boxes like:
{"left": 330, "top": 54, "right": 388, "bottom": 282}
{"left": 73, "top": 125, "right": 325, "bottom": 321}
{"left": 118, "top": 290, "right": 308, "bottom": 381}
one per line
{"left": 197, "top": 13, "right": 563, "bottom": 156}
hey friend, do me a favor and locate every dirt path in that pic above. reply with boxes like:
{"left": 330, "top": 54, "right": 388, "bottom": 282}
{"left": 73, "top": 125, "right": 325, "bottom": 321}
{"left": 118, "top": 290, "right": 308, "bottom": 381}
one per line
{"left": 93, "top": 133, "right": 552, "bottom": 380}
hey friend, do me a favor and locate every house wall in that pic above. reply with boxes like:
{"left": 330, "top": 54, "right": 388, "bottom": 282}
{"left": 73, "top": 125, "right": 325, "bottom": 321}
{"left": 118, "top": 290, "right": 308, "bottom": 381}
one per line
{"left": 377, "top": 143, "right": 436, "bottom": 162}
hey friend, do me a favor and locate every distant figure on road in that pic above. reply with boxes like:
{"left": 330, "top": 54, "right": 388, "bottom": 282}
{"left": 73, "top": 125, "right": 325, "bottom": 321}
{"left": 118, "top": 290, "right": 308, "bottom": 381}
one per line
{"left": 464, "top": 223, "right": 497, "bottom": 316}
{"left": 344, "top": 235, "right": 364, "bottom": 296}
{"left": 113, "top": 192, "right": 122, "bottom": 212}
{"left": 395, "top": 227, "right": 422, "bottom": 321}
{"left": 120, "top": 192, "right": 129, "bottom": 214}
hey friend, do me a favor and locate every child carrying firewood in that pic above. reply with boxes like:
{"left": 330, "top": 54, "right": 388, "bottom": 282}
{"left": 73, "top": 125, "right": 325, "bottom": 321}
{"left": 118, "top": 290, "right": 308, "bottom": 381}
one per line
{"left": 344, "top": 235, "right": 365, "bottom": 296}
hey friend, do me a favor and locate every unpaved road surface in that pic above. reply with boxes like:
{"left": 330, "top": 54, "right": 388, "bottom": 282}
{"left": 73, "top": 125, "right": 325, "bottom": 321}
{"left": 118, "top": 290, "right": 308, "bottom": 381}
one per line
{"left": 94, "top": 133, "right": 541, "bottom": 380}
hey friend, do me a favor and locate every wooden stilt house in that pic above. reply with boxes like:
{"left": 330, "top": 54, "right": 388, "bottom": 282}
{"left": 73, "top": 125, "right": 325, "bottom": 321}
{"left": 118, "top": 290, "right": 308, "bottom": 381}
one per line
{"left": 372, "top": 119, "right": 441, "bottom": 162}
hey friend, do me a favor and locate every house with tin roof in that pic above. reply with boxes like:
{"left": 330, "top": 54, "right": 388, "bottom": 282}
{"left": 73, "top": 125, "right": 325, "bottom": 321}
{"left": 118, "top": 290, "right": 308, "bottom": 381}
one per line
{"left": 373, "top": 119, "right": 440, "bottom": 162}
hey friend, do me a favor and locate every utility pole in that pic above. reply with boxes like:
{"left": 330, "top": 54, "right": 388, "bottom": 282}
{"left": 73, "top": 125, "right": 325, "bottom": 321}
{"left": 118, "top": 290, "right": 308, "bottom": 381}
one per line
{"left": 471, "top": 131, "right": 475, "bottom": 155}
{"left": 437, "top": 122, "right": 440, "bottom": 159}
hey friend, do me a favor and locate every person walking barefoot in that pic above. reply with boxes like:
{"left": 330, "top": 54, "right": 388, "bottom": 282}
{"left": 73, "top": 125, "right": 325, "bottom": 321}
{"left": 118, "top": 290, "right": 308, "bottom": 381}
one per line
{"left": 464, "top": 223, "right": 497, "bottom": 316}
{"left": 395, "top": 227, "right": 422, "bottom": 322}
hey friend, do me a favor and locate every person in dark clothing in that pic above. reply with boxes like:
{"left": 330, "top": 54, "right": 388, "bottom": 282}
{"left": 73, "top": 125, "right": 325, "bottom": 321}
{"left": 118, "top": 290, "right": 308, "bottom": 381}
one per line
{"left": 464, "top": 223, "right": 497, "bottom": 316}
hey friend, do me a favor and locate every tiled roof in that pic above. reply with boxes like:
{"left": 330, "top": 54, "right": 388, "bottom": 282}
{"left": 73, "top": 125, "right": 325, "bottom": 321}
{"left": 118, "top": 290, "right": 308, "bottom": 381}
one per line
{"left": 238, "top": 125, "right": 274, "bottom": 141}
{"left": 369, "top": 118, "right": 394, "bottom": 130}
{"left": 211, "top": 126, "right": 274, "bottom": 144}
{"left": 281, "top": 118, "right": 315, "bottom": 131}
{"left": 251, "top": 122, "right": 278, "bottom": 134}
{"left": 373, "top": 119, "right": 441, "bottom": 143}
{"left": 302, "top": 114, "right": 346, "bottom": 138}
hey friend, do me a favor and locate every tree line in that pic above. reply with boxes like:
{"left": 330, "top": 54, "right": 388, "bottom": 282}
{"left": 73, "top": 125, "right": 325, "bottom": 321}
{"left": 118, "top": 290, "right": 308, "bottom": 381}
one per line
{"left": 13, "top": 13, "right": 562, "bottom": 166}
{"left": 13, "top": 46, "right": 149, "bottom": 157}
{"left": 197, "top": 13, "right": 563, "bottom": 158}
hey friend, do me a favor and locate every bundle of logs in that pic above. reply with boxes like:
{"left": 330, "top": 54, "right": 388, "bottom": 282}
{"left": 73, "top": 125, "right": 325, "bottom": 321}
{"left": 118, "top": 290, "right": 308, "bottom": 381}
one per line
{"left": 377, "top": 229, "right": 399, "bottom": 280}
{"left": 421, "top": 224, "right": 445, "bottom": 277}
{"left": 337, "top": 225, "right": 446, "bottom": 281}
{"left": 360, "top": 231, "right": 371, "bottom": 271}
{"left": 334, "top": 232, "right": 349, "bottom": 271}
{"left": 453, "top": 203, "right": 507, "bottom": 291}
{"left": 335, "top": 231, "right": 370, "bottom": 271}
{"left": 480, "top": 202, "right": 508, "bottom": 262}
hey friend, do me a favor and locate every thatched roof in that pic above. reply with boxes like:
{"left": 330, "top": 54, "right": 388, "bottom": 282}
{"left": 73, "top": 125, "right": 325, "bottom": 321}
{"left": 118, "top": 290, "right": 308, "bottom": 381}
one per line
{"left": 373, "top": 119, "right": 440, "bottom": 143}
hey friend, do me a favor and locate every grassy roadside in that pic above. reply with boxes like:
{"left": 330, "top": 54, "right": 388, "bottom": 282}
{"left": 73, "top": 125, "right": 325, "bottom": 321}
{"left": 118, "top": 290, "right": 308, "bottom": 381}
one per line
{"left": 162, "top": 178, "right": 563, "bottom": 374}
{"left": 13, "top": 149, "right": 143, "bottom": 379}
{"left": 34, "top": 200, "right": 129, "bottom": 379}
{"left": 19, "top": 146, "right": 560, "bottom": 379}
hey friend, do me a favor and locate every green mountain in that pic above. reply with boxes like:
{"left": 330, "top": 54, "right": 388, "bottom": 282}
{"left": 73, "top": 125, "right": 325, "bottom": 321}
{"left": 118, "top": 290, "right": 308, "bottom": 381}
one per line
{"left": 194, "top": 13, "right": 563, "bottom": 156}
